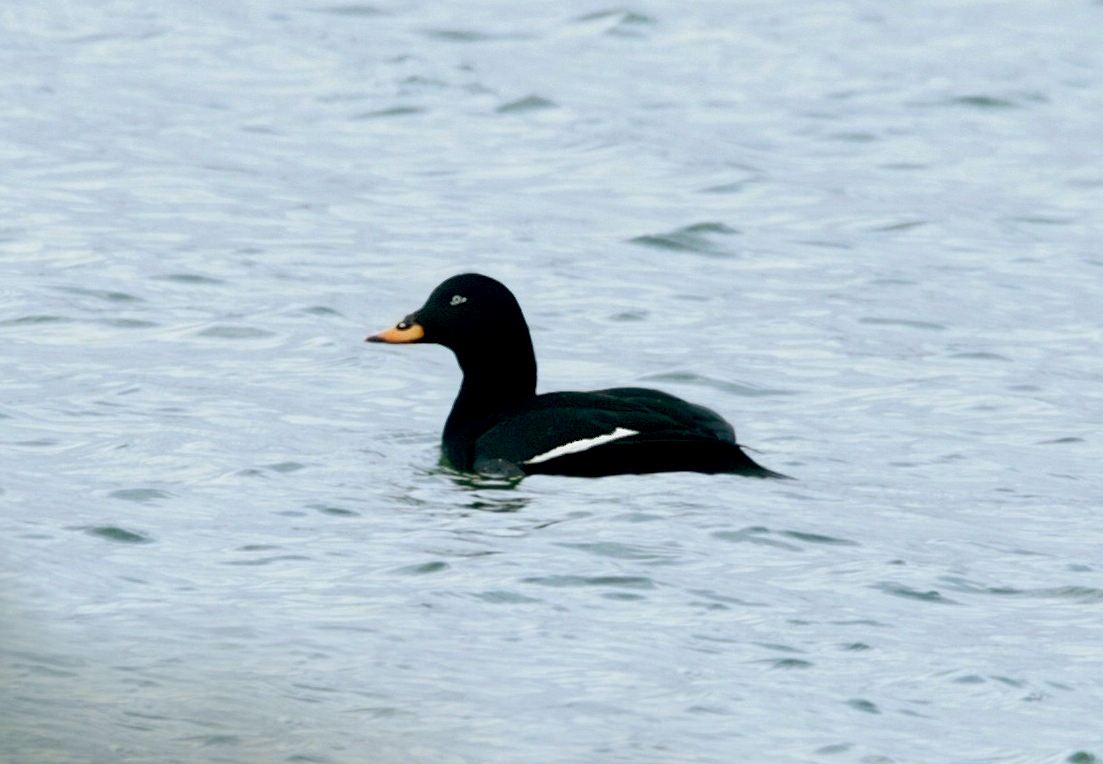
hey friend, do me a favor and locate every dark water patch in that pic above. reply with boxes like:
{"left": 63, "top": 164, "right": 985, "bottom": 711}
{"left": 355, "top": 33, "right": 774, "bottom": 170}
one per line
{"left": 830, "top": 131, "right": 878, "bottom": 143}
{"left": 346, "top": 707, "right": 406, "bottom": 720}
{"left": 754, "top": 642, "right": 804, "bottom": 654}
{"left": 121, "top": 709, "right": 172, "bottom": 725}
{"left": 497, "top": 95, "right": 557, "bottom": 114}
{"left": 943, "top": 94, "right": 1021, "bottom": 109}
{"left": 0, "top": 315, "right": 73, "bottom": 326}
{"left": 698, "top": 176, "right": 761, "bottom": 194}
{"left": 940, "top": 577, "right": 1022, "bottom": 597}
{"left": 421, "top": 28, "right": 529, "bottom": 43}
{"left": 1012, "top": 214, "right": 1076, "bottom": 226}
{"left": 56, "top": 286, "right": 142, "bottom": 303}
{"left": 110, "top": 488, "right": 170, "bottom": 502}
{"left": 841, "top": 642, "right": 872, "bottom": 651}
{"left": 779, "top": 530, "right": 859, "bottom": 547}
{"left": 574, "top": 9, "right": 655, "bottom": 23}
{"left": 556, "top": 542, "right": 670, "bottom": 560}
{"left": 155, "top": 273, "right": 226, "bottom": 285}
{"left": 869, "top": 277, "right": 917, "bottom": 286}
{"left": 355, "top": 106, "right": 425, "bottom": 119}
{"left": 1038, "top": 436, "right": 1085, "bottom": 445}
{"left": 1067, "top": 753, "right": 1098, "bottom": 764}
{"left": 399, "top": 74, "right": 448, "bottom": 92}
{"left": 612, "top": 512, "right": 664, "bottom": 523}
{"left": 224, "top": 554, "right": 311, "bottom": 566}
{"left": 691, "top": 634, "right": 740, "bottom": 649}
{"left": 610, "top": 310, "right": 648, "bottom": 322}
{"left": 422, "top": 28, "right": 491, "bottom": 42}
{"left": 859, "top": 317, "right": 946, "bottom": 331}
{"left": 949, "top": 351, "right": 1011, "bottom": 361}
{"left": 880, "top": 161, "right": 929, "bottom": 171}
{"left": 312, "top": 4, "right": 388, "bottom": 16}
{"left": 98, "top": 318, "right": 158, "bottom": 329}
{"left": 700, "top": 182, "right": 744, "bottom": 194}
{"left": 195, "top": 325, "right": 276, "bottom": 339}
{"left": 845, "top": 698, "right": 880, "bottom": 714}
{"left": 816, "top": 743, "right": 852, "bottom": 755}
{"left": 522, "top": 575, "right": 655, "bottom": 590}
{"left": 940, "top": 576, "right": 1103, "bottom": 602}
{"left": 309, "top": 503, "right": 359, "bottom": 516}
{"left": 394, "top": 561, "right": 449, "bottom": 575}
{"left": 1012, "top": 586, "right": 1099, "bottom": 603}
{"left": 685, "top": 704, "right": 732, "bottom": 715}
{"left": 572, "top": 9, "right": 657, "bottom": 37}
{"left": 688, "top": 589, "right": 768, "bottom": 608}
{"left": 798, "top": 238, "right": 853, "bottom": 251}
{"left": 712, "top": 526, "right": 802, "bottom": 551}
{"left": 82, "top": 526, "right": 154, "bottom": 544}
{"left": 914, "top": 93, "right": 1042, "bottom": 111}
{"left": 952, "top": 674, "right": 986, "bottom": 685}
{"left": 758, "top": 658, "right": 813, "bottom": 670}
{"left": 875, "top": 582, "right": 958, "bottom": 604}
{"left": 629, "top": 222, "right": 740, "bottom": 257}
{"left": 475, "top": 590, "right": 542, "bottom": 604}
{"left": 265, "top": 461, "right": 307, "bottom": 474}
{"left": 871, "top": 219, "right": 927, "bottom": 232}
{"left": 182, "top": 734, "right": 243, "bottom": 748}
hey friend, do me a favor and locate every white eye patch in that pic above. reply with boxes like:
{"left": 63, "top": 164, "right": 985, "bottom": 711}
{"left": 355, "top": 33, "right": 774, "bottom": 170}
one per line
{"left": 450, "top": 295, "right": 467, "bottom": 306}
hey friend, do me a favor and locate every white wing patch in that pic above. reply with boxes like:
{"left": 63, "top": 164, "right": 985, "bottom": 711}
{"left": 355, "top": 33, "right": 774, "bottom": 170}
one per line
{"left": 523, "top": 427, "right": 639, "bottom": 465}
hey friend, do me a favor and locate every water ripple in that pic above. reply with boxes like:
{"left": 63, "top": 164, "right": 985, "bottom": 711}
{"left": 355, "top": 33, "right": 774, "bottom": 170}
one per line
{"left": 521, "top": 575, "right": 655, "bottom": 590}
{"left": 79, "top": 526, "right": 154, "bottom": 544}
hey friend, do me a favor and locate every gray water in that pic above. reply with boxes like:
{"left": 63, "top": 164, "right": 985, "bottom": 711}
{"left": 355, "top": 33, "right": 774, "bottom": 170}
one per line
{"left": 3, "top": 1, "right": 1102, "bottom": 762}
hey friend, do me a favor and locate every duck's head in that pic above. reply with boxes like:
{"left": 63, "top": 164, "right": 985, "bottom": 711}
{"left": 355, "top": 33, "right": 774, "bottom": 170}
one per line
{"left": 366, "top": 273, "right": 528, "bottom": 353}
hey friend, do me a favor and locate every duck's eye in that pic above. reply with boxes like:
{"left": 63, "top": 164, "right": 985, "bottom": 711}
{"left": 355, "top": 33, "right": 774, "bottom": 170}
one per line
{"left": 397, "top": 321, "right": 409, "bottom": 330}
{"left": 450, "top": 294, "right": 467, "bottom": 306}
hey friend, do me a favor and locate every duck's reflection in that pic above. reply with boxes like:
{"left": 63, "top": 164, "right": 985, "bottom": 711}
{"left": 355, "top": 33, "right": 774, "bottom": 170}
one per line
{"left": 441, "top": 467, "right": 530, "bottom": 513}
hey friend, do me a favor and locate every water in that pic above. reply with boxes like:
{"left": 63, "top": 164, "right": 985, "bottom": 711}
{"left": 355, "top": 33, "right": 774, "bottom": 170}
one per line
{"left": 3, "top": 1, "right": 1102, "bottom": 762}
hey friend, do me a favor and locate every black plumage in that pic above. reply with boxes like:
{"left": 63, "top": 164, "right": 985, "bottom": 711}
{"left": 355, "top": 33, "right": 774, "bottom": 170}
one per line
{"left": 368, "top": 273, "right": 785, "bottom": 479}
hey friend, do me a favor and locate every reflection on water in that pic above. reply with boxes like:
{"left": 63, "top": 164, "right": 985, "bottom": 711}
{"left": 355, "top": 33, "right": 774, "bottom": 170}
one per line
{"left": 446, "top": 472, "right": 533, "bottom": 513}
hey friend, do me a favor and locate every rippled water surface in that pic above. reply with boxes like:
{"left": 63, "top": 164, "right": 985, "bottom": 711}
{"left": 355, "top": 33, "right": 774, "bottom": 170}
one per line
{"left": 3, "top": 1, "right": 1103, "bottom": 762}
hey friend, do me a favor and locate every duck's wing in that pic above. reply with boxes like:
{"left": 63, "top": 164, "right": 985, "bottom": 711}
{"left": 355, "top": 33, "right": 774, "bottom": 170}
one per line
{"left": 592, "top": 387, "right": 737, "bottom": 443}
{"left": 471, "top": 390, "right": 779, "bottom": 478}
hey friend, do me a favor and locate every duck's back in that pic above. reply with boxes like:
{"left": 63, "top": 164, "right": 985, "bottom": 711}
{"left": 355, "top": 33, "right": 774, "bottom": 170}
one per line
{"left": 463, "top": 387, "right": 777, "bottom": 478}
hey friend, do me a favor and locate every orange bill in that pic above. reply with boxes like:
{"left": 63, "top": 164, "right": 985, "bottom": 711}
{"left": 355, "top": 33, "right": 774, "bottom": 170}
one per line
{"left": 366, "top": 322, "right": 425, "bottom": 343}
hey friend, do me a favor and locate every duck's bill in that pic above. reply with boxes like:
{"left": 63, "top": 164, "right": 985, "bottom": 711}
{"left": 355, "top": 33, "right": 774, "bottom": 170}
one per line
{"left": 366, "top": 322, "right": 425, "bottom": 343}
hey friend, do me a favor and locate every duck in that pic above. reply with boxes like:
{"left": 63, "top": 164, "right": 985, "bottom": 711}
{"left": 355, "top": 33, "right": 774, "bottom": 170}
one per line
{"left": 367, "top": 273, "right": 786, "bottom": 479}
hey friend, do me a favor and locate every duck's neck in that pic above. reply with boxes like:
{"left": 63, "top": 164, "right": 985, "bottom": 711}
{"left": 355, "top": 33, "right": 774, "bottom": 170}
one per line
{"left": 443, "top": 338, "right": 536, "bottom": 462}
{"left": 449, "top": 342, "right": 536, "bottom": 422}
